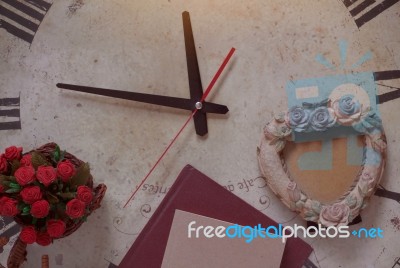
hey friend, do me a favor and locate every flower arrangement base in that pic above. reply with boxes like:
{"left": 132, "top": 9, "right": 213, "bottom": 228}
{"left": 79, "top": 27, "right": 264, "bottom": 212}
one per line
{"left": 0, "top": 143, "right": 107, "bottom": 268}
{"left": 7, "top": 238, "right": 27, "bottom": 268}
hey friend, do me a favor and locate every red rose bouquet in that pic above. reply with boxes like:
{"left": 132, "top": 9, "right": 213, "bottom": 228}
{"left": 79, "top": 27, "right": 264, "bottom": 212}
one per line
{"left": 0, "top": 143, "right": 106, "bottom": 249}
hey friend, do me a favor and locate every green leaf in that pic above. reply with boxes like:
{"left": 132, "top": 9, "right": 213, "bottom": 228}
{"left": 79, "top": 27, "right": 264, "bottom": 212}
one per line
{"left": 9, "top": 176, "right": 17, "bottom": 183}
{"left": 57, "top": 192, "right": 76, "bottom": 200}
{"left": 32, "top": 217, "right": 37, "bottom": 225}
{"left": 5, "top": 188, "right": 21, "bottom": 193}
{"left": 345, "top": 195, "right": 357, "bottom": 208}
{"left": 31, "top": 151, "right": 50, "bottom": 169}
{"left": 53, "top": 145, "right": 61, "bottom": 162}
{"left": 70, "top": 163, "right": 90, "bottom": 188}
{"left": 22, "top": 206, "right": 30, "bottom": 214}
{"left": 361, "top": 200, "right": 368, "bottom": 209}
{"left": 295, "top": 201, "right": 305, "bottom": 209}
{"left": 9, "top": 182, "right": 21, "bottom": 189}
{"left": 33, "top": 181, "right": 44, "bottom": 189}
{"left": 304, "top": 211, "right": 318, "bottom": 221}
{"left": 311, "top": 201, "right": 321, "bottom": 214}
{"left": 17, "top": 202, "right": 26, "bottom": 210}
{"left": 304, "top": 211, "right": 315, "bottom": 217}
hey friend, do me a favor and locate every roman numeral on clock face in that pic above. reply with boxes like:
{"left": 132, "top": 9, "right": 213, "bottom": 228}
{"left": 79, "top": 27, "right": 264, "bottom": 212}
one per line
{"left": 0, "top": 0, "right": 52, "bottom": 43}
{"left": 341, "top": 0, "right": 400, "bottom": 28}
{"left": 392, "top": 257, "right": 400, "bottom": 267}
{"left": 0, "top": 96, "right": 21, "bottom": 131}
{"left": 374, "top": 70, "right": 400, "bottom": 103}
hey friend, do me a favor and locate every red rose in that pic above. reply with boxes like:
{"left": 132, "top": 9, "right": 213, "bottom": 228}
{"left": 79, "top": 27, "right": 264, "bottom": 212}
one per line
{"left": 77, "top": 186, "right": 93, "bottom": 204}
{"left": 36, "top": 166, "right": 57, "bottom": 187}
{"left": 20, "top": 226, "right": 36, "bottom": 244}
{"left": 4, "top": 146, "right": 22, "bottom": 161}
{"left": 57, "top": 160, "right": 76, "bottom": 182}
{"left": 36, "top": 232, "right": 52, "bottom": 246}
{"left": 0, "top": 154, "right": 8, "bottom": 173}
{"left": 0, "top": 196, "right": 19, "bottom": 216}
{"left": 14, "top": 166, "right": 35, "bottom": 186}
{"left": 30, "top": 200, "right": 50, "bottom": 218}
{"left": 47, "top": 219, "right": 66, "bottom": 238}
{"left": 20, "top": 154, "right": 32, "bottom": 167}
{"left": 66, "top": 199, "right": 85, "bottom": 219}
{"left": 20, "top": 186, "right": 42, "bottom": 204}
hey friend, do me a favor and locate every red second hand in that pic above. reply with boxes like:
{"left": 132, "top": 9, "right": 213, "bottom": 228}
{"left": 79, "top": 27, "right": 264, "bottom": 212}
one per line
{"left": 123, "top": 47, "right": 235, "bottom": 208}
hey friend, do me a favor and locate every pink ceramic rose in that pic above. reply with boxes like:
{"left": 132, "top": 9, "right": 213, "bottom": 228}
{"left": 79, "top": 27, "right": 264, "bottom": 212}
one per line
{"left": 361, "top": 165, "right": 378, "bottom": 184}
{"left": 319, "top": 203, "right": 350, "bottom": 226}
{"left": 360, "top": 165, "right": 380, "bottom": 196}
{"left": 287, "top": 181, "right": 301, "bottom": 202}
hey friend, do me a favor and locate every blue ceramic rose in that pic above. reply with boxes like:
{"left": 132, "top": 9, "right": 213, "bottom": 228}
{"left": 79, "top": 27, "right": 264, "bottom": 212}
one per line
{"left": 310, "top": 106, "right": 336, "bottom": 131}
{"left": 286, "top": 106, "right": 311, "bottom": 132}
{"left": 339, "top": 95, "right": 361, "bottom": 115}
{"left": 333, "top": 95, "right": 362, "bottom": 125}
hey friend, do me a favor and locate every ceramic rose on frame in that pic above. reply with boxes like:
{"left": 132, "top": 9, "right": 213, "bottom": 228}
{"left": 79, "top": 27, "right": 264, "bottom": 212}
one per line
{"left": 332, "top": 94, "right": 363, "bottom": 126}
{"left": 258, "top": 96, "right": 386, "bottom": 227}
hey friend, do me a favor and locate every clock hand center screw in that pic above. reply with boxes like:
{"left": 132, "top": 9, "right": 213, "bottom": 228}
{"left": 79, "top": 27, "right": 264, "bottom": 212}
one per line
{"left": 195, "top": 101, "right": 203, "bottom": 110}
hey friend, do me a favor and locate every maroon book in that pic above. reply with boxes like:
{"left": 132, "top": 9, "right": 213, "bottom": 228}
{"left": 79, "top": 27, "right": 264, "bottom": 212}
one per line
{"left": 119, "top": 165, "right": 313, "bottom": 268}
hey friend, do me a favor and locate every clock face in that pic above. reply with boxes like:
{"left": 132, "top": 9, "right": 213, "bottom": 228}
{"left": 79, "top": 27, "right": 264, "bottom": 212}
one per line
{"left": 1, "top": 0, "right": 400, "bottom": 267}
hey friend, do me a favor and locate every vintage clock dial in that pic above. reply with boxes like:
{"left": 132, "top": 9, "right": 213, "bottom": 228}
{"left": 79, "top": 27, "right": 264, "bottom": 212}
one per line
{"left": 1, "top": 0, "right": 400, "bottom": 267}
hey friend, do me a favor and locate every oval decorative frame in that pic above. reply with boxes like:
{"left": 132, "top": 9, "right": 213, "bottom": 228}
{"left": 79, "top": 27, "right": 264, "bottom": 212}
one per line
{"left": 257, "top": 96, "right": 387, "bottom": 226}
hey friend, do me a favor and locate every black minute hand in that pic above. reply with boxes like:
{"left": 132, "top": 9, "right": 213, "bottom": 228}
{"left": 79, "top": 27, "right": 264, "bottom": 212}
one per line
{"left": 183, "top": 11, "right": 208, "bottom": 136}
{"left": 56, "top": 83, "right": 228, "bottom": 114}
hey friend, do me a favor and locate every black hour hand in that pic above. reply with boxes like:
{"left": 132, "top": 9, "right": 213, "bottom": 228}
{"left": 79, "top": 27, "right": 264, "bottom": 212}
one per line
{"left": 56, "top": 83, "right": 228, "bottom": 114}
